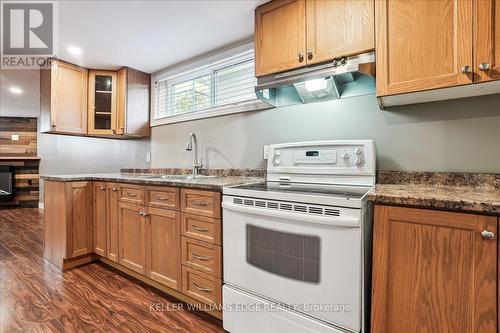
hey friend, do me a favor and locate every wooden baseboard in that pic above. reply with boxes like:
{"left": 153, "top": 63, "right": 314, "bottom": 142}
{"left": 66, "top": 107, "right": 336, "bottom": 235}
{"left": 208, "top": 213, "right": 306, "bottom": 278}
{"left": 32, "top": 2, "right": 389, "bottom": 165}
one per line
{"left": 99, "top": 257, "right": 223, "bottom": 320}
{"left": 63, "top": 254, "right": 98, "bottom": 270}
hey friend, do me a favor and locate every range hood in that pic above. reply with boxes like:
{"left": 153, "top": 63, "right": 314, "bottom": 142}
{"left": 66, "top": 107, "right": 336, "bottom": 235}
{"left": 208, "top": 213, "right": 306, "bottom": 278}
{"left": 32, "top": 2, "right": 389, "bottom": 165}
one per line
{"left": 255, "top": 51, "right": 375, "bottom": 107}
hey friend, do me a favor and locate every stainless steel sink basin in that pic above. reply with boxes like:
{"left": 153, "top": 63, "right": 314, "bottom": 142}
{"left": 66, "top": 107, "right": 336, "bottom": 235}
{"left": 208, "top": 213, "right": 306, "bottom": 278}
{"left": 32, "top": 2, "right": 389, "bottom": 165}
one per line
{"left": 161, "top": 174, "right": 218, "bottom": 180}
{"left": 134, "top": 174, "right": 217, "bottom": 180}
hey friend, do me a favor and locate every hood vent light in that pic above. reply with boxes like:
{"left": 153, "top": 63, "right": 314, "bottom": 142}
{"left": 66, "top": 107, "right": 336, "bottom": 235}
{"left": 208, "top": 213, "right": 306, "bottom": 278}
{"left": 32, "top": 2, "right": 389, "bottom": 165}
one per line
{"left": 255, "top": 51, "right": 375, "bottom": 107}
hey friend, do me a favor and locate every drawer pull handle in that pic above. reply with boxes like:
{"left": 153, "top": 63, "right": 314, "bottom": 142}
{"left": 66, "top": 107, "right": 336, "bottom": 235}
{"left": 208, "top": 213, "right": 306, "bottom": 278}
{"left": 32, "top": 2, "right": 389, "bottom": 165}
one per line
{"left": 157, "top": 197, "right": 169, "bottom": 201}
{"left": 192, "top": 253, "right": 212, "bottom": 261}
{"left": 191, "top": 225, "right": 209, "bottom": 232}
{"left": 126, "top": 192, "right": 137, "bottom": 197}
{"left": 192, "top": 282, "right": 211, "bottom": 293}
{"left": 191, "top": 200, "right": 209, "bottom": 206}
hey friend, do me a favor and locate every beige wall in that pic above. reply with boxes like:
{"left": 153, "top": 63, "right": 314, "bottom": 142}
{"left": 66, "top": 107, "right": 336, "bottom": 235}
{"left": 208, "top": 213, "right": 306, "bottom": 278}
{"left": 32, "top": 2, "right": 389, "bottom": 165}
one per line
{"left": 151, "top": 93, "right": 500, "bottom": 173}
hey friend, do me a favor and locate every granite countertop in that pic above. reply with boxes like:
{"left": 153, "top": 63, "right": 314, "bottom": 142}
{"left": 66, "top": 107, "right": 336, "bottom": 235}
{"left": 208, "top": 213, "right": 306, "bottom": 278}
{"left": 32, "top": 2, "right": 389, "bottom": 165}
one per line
{"left": 41, "top": 173, "right": 264, "bottom": 191}
{"left": 368, "top": 171, "right": 500, "bottom": 215}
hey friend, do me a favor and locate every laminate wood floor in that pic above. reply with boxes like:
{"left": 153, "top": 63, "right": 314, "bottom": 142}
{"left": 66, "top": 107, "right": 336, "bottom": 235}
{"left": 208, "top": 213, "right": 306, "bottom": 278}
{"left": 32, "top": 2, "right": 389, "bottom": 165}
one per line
{"left": 0, "top": 208, "right": 225, "bottom": 333}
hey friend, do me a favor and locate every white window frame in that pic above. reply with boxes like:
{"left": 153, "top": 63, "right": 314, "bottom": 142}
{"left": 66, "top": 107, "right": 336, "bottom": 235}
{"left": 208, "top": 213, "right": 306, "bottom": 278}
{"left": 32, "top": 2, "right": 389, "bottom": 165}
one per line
{"left": 151, "top": 42, "right": 272, "bottom": 127}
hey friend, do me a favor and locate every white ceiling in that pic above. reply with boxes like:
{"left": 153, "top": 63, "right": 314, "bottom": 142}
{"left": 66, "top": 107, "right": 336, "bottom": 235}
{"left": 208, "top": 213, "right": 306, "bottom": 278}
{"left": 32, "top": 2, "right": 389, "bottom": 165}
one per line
{"left": 57, "top": 0, "right": 266, "bottom": 74}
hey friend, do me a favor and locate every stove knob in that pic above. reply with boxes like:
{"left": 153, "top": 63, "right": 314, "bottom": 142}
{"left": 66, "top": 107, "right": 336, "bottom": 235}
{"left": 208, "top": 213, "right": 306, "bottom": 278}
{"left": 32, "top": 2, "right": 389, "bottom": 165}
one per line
{"left": 274, "top": 158, "right": 281, "bottom": 165}
{"left": 342, "top": 152, "right": 350, "bottom": 160}
{"left": 354, "top": 148, "right": 363, "bottom": 155}
{"left": 274, "top": 150, "right": 281, "bottom": 157}
{"left": 354, "top": 157, "right": 364, "bottom": 166}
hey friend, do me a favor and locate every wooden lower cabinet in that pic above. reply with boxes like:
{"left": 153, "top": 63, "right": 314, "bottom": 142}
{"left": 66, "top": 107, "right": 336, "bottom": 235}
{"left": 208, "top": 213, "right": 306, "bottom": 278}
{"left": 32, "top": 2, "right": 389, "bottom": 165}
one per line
{"left": 181, "top": 236, "right": 221, "bottom": 278}
{"left": 118, "top": 202, "right": 147, "bottom": 275}
{"left": 371, "top": 205, "right": 497, "bottom": 333}
{"left": 147, "top": 207, "right": 181, "bottom": 290}
{"left": 180, "top": 189, "right": 221, "bottom": 218}
{"left": 44, "top": 181, "right": 222, "bottom": 317}
{"left": 106, "top": 183, "right": 120, "bottom": 262}
{"left": 93, "top": 182, "right": 107, "bottom": 257}
{"left": 44, "top": 180, "right": 93, "bottom": 268}
{"left": 182, "top": 266, "right": 222, "bottom": 306}
{"left": 181, "top": 213, "right": 221, "bottom": 245}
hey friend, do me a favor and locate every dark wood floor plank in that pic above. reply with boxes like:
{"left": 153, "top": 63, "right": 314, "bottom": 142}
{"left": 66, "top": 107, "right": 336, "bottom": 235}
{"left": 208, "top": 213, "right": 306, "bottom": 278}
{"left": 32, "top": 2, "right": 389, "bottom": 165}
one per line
{"left": 0, "top": 208, "right": 225, "bottom": 333}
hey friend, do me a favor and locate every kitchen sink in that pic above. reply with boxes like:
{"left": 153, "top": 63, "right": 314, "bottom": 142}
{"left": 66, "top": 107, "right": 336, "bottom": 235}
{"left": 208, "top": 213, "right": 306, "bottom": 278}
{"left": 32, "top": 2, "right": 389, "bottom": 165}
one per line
{"left": 134, "top": 174, "right": 217, "bottom": 180}
{"left": 160, "top": 174, "right": 217, "bottom": 180}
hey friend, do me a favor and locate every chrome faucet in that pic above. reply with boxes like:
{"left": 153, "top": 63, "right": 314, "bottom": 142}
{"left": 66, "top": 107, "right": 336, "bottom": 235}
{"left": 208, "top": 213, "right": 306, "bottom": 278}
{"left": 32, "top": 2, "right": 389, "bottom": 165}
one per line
{"left": 185, "top": 132, "right": 202, "bottom": 176}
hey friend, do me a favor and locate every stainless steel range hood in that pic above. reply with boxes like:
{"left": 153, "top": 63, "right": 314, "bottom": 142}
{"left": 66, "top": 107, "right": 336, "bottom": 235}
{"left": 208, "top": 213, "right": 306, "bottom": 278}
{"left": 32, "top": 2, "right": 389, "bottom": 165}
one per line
{"left": 255, "top": 51, "right": 375, "bottom": 107}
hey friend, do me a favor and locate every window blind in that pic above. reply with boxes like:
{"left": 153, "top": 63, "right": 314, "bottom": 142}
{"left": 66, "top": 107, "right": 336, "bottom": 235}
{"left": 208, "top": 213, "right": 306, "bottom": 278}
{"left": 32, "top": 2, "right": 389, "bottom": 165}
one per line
{"left": 153, "top": 50, "right": 256, "bottom": 120}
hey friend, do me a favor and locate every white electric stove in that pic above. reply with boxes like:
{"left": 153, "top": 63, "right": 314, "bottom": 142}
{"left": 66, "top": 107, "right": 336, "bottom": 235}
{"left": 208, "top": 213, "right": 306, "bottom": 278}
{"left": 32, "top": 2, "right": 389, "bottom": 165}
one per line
{"left": 222, "top": 140, "right": 375, "bottom": 333}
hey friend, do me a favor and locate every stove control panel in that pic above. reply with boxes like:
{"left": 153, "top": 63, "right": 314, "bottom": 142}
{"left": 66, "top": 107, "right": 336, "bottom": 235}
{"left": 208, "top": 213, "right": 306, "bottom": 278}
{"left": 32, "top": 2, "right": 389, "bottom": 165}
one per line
{"left": 267, "top": 140, "right": 376, "bottom": 186}
{"left": 293, "top": 150, "right": 337, "bottom": 164}
{"left": 272, "top": 145, "right": 366, "bottom": 168}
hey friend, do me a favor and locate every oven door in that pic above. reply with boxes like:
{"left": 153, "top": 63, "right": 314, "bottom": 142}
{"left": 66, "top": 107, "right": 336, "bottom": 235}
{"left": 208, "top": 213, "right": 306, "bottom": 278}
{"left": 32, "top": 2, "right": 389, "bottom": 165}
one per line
{"left": 222, "top": 197, "right": 362, "bottom": 332}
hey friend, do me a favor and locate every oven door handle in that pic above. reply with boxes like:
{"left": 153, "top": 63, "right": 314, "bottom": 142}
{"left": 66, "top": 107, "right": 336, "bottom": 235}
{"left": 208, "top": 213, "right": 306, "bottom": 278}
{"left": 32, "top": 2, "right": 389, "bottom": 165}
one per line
{"left": 222, "top": 202, "right": 360, "bottom": 227}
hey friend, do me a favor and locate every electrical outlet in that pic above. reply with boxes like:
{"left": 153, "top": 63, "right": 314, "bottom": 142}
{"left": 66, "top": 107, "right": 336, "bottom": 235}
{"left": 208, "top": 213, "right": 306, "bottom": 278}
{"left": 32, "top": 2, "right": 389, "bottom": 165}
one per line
{"left": 263, "top": 145, "right": 270, "bottom": 160}
{"left": 146, "top": 152, "right": 151, "bottom": 163}
{"left": 11, "top": 134, "right": 19, "bottom": 141}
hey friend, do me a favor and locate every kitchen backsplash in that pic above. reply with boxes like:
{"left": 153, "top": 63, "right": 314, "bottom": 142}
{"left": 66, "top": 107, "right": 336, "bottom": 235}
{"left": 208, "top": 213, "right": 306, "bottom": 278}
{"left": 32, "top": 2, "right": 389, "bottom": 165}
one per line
{"left": 151, "top": 93, "right": 500, "bottom": 173}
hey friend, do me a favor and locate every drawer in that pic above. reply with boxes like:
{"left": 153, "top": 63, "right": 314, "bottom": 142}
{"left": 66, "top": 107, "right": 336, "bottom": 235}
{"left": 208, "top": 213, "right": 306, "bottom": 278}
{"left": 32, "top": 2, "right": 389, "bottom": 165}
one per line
{"left": 181, "top": 213, "right": 221, "bottom": 245}
{"left": 181, "top": 189, "right": 221, "bottom": 218}
{"left": 146, "top": 186, "right": 179, "bottom": 210}
{"left": 119, "top": 184, "right": 145, "bottom": 205}
{"left": 182, "top": 236, "right": 221, "bottom": 278}
{"left": 182, "top": 266, "right": 222, "bottom": 306}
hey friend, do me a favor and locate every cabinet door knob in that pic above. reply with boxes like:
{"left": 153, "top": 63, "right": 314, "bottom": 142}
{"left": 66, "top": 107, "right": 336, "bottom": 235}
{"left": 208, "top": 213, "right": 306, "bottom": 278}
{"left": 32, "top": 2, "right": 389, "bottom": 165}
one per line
{"left": 461, "top": 65, "right": 471, "bottom": 74}
{"left": 138, "top": 211, "right": 144, "bottom": 216}
{"left": 481, "top": 230, "right": 495, "bottom": 240}
{"left": 307, "top": 50, "right": 313, "bottom": 60}
{"left": 100, "top": 186, "right": 105, "bottom": 191}
{"left": 479, "top": 63, "right": 490, "bottom": 71}
{"left": 298, "top": 52, "right": 304, "bottom": 62}
{"left": 112, "top": 188, "right": 117, "bottom": 192}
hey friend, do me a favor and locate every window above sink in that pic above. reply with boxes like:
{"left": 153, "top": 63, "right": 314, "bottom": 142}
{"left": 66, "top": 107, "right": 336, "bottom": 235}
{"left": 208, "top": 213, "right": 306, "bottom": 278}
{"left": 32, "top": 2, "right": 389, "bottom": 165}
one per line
{"left": 151, "top": 42, "right": 272, "bottom": 126}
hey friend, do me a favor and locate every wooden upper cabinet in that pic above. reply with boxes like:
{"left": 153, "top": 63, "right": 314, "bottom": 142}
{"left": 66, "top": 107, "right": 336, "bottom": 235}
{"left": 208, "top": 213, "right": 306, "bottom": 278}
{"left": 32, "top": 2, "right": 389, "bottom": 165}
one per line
{"left": 371, "top": 205, "right": 497, "bottom": 333}
{"left": 40, "top": 60, "right": 88, "bottom": 134}
{"left": 474, "top": 0, "right": 500, "bottom": 82}
{"left": 255, "top": 0, "right": 306, "bottom": 76}
{"left": 117, "top": 67, "right": 151, "bottom": 137}
{"left": 41, "top": 62, "right": 150, "bottom": 138}
{"left": 255, "top": 0, "right": 375, "bottom": 77}
{"left": 375, "top": 0, "right": 473, "bottom": 96}
{"left": 88, "top": 70, "right": 118, "bottom": 135}
{"left": 306, "top": 0, "right": 374, "bottom": 66}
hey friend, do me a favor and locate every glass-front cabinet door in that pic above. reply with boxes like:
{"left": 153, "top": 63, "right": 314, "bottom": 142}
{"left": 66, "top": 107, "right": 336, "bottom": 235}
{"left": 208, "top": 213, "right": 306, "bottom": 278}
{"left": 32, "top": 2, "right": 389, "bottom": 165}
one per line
{"left": 88, "top": 70, "right": 117, "bottom": 135}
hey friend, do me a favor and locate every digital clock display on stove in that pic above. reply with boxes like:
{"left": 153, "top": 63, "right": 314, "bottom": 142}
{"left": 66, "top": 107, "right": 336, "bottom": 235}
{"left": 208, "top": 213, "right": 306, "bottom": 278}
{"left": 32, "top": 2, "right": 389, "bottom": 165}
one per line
{"left": 306, "top": 151, "right": 319, "bottom": 157}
